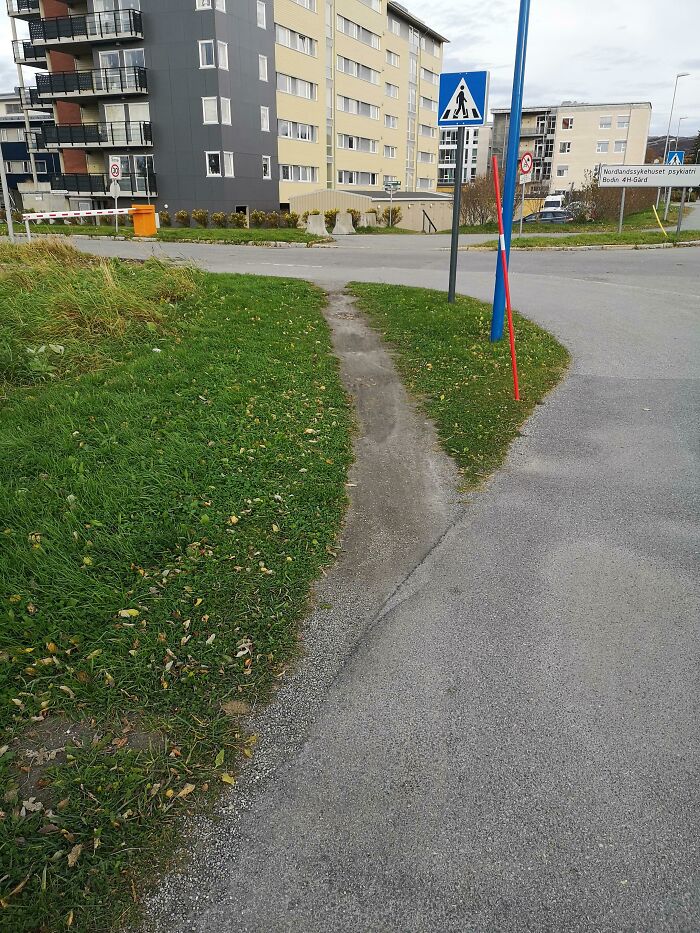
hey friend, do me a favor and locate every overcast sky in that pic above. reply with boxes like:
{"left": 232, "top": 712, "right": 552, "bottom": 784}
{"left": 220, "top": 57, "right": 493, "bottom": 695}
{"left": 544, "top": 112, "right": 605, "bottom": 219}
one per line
{"left": 1, "top": 0, "right": 698, "bottom": 141}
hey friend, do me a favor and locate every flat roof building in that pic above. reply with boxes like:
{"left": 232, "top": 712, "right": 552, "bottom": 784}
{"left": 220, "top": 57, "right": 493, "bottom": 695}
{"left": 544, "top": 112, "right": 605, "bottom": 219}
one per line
{"left": 491, "top": 101, "right": 652, "bottom": 194}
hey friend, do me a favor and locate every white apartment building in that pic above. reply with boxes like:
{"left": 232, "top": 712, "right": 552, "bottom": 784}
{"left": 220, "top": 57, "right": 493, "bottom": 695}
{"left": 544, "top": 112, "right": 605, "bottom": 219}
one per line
{"left": 437, "top": 123, "right": 492, "bottom": 188}
{"left": 491, "top": 101, "right": 652, "bottom": 194}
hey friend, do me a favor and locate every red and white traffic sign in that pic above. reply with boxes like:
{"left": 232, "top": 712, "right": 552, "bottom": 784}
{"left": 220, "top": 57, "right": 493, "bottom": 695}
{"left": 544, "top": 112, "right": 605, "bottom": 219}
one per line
{"left": 519, "top": 151, "right": 533, "bottom": 175}
{"left": 109, "top": 158, "right": 122, "bottom": 180}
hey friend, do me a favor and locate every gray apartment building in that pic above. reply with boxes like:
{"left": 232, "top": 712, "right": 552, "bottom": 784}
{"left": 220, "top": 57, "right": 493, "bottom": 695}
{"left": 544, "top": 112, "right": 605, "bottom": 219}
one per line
{"left": 10, "top": 0, "right": 280, "bottom": 213}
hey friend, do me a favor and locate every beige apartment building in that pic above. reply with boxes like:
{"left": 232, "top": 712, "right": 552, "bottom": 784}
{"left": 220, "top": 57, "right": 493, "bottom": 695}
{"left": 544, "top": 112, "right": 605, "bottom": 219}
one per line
{"left": 273, "top": 0, "right": 446, "bottom": 204}
{"left": 491, "top": 101, "right": 652, "bottom": 194}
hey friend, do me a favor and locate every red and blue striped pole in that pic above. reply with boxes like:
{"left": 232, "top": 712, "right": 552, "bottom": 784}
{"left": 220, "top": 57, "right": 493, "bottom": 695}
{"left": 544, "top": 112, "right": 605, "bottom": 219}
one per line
{"left": 491, "top": 0, "right": 531, "bottom": 342}
{"left": 492, "top": 156, "right": 520, "bottom": 401}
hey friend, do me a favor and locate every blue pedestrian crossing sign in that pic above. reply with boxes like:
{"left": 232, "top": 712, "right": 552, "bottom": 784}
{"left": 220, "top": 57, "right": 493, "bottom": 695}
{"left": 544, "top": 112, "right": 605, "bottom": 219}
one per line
{"left": 666, "top": 150, "right": 685, "bottom": 165}
{"left": 438, "top": 71, "right": 489, "bottom": 127}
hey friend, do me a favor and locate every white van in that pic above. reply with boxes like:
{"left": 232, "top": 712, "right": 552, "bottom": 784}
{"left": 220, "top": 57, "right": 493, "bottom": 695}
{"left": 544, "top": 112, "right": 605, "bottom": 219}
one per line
{"left": 543, "top": 195, "right": 565, "bottom": 211}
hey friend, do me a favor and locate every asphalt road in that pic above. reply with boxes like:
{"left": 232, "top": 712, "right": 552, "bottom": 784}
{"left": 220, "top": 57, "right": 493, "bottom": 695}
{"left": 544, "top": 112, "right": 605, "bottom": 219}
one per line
{"left": 81, "top": 237, "right": 700, "bottom": 932}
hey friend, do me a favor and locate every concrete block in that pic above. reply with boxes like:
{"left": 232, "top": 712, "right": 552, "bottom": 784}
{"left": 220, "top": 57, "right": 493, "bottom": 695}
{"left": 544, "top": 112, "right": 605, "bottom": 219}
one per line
{"left": 332, "top": 211, "right": 355, "bottom": 235}
{"left": 306, "top": 213, "right": 327, "bottom": 236}
{"left": 360, "top": 212, "right": 377, "bottom": 227}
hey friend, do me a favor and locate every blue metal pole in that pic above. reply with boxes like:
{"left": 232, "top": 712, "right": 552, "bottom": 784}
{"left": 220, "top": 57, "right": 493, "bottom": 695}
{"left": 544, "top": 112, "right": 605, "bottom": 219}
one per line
{"left": 490, "top": 0, "right": 531, "bottom": 341}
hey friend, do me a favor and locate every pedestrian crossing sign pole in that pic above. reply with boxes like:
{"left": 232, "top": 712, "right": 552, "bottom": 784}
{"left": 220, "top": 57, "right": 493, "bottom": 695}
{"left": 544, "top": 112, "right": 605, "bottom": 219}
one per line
{"left": 438, "top": 70, "right": 489, "bottom": 303}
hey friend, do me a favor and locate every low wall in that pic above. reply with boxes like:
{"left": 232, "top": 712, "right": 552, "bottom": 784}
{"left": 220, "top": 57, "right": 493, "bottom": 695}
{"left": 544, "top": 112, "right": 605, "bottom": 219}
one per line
{"left": 289, "top": 189, "right": 454, "bottom": 232}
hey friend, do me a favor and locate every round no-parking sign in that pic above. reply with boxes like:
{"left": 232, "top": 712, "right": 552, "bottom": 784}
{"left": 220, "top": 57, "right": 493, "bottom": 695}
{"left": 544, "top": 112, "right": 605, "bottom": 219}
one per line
{"left": 519, "top": 152, "right": 533, "bottom": 175}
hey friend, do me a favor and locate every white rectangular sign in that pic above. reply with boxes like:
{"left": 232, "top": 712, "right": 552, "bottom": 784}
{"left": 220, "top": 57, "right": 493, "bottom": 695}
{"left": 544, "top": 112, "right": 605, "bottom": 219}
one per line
{"left": 108, "top": 158, "right": 122, "bottom": 181}
{"left": 519, "top": 173, "right": 532, "bottom": 185}
{"left": 598, "top": 164, "right": 700, "bottom": 187}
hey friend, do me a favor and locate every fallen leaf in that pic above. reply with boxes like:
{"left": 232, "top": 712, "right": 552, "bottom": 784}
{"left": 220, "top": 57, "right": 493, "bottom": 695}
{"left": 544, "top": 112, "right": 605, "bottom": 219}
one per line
{"left": 215, "top": 748, "right": 225, "bottom": 768}
{"left": 205, "top": 634, "right": 216, "bottom": 645}
{"left": 118, "top": 609, "right": 139, "bottom": 618}
{"left": 194, "top": 598, "right": 203, "bottom": 607}
{"left": 177, "top": 783, "right": 196, "bottom": 799}
{"left": 221, "top": 773, "right": 236, "bottom": 785}
{"left": 59, "top": 685, "right": 75, "bottom": 700}
{"left": 67, "top": 843, "right": 83, "bottom": 868}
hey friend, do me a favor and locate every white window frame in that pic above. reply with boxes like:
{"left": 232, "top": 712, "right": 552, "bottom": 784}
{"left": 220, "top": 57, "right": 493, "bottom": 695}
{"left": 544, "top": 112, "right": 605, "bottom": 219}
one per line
{"left": 256, "top": 0, "right": 266, "bottom": 28}
{"left": 385, "top": 82, "right": 399, "bottom": 99}
{"left": 217, "top": 41, "right": 228, "bottom": 70}
{"left": 198, "top": 40, "right": 215, "bottom": 69}
{"left": 561, "top": 117, "right": 574, "bottom": 130}
{"left": 220, "top": 97, "right": 231, "bottom": 125}
{"left": 262, "top": 154, "right": 271, "bottom": 179}
{"left": 559, "top": 141, "right": 571, "bottom": 153}
{"left": 617, "top": 116, "right": 630, "bottom": 129}
{"left": 260, "top": 106, "right": 270, "bottom": 131}
{"left": 614, "top": 140, "right": 627, "bottom": 153}
{"left": 223, "top": 151, "right": 234, "bottom": 177}
{"left": 206, "top": 150, "right": 222, "bottom": 176}
{"left": 202, "top": 96, "right": 218, "bottom": 124}
{"left": 556, "top": 165, "right": 568, "bottom": 177}
{"left": 258, "top": 54, "right": 268, "bottom": 81}
{"left": 599, "top": 116, "right": 612, "bottom": 129}
{"left": 384, "top": 145, "right": 396, "bottom": 158}
{"left": 385, "top": 114, "right": 398, "bottom": 129}
{"left": 596, "top": 141, "right": 609, "bottom": 153}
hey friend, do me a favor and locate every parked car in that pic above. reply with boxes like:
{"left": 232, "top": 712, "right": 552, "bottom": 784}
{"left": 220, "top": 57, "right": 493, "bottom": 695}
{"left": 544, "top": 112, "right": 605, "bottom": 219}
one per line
{"left": 522, "top": 210, "right": 575, "bottom": 224}
{"left": 542, "top": 195, "right": 565, "bottom": 211}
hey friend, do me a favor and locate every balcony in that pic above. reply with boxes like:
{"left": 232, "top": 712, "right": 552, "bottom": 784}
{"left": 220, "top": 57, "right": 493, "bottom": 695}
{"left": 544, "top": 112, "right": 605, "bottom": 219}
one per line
{"left": 7, "top": 0, "right": 40, "bottom": 18}
{"left": 29, "top": 10, "right": 143, "bottom": 49}
{"left": 40, "top": 121, "right": 152, "bottom": 149}
{"left": 12, "top": 38, "right": 47, "bottom": 68}
{"left": 31, "top": 67, "right": 148, "bottom": 103}
{"left": 50, "top": 172, "right": 157, "bottom": 197}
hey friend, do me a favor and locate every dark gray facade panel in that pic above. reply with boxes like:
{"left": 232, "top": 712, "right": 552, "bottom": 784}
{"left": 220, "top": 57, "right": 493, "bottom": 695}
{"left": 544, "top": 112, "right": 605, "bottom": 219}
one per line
{"left": 87, "top": 0, "right": 280, "bottom": 212}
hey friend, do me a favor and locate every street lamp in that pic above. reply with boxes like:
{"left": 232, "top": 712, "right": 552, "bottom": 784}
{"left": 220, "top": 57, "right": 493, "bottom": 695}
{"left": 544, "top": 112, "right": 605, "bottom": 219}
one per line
{"left": 674, "top": 115, "right": 688, "bottom": 149}
{"left": 657, "top": 71, "right": 690, "bottom": 210}
{"left": 0, "top": 140, "right": 16, "bottom": 243}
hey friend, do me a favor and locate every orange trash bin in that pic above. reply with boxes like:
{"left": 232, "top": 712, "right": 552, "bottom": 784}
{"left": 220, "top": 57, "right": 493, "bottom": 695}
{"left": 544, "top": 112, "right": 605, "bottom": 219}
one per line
{"left": 130, "top": 204, "right": 157, "bottom": 237}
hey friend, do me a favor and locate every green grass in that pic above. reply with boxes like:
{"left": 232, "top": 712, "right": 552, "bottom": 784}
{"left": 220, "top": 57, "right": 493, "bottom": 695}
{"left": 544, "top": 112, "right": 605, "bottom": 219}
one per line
{"left": 354, "top": 226, "right": 418, "bottom": 235}
{"left": 0, "top": 242, "right": 352, "bottom": 931}
{"left": 443, "top": 205, "right": 691, "bottom": 236}
{"left": 481, "top": 230, "right": 700, "bottom": 249}
{"left": 1, "top": 224, "right": 324, "bottom": 245}
{"left": 349, "top": 283, "right": 569, "bottom": 488}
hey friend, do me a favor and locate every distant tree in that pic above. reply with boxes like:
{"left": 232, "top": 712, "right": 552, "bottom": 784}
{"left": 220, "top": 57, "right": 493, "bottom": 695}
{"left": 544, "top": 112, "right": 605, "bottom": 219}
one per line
{"left": 689, "top": 131, "right": 700, "bottom": 165}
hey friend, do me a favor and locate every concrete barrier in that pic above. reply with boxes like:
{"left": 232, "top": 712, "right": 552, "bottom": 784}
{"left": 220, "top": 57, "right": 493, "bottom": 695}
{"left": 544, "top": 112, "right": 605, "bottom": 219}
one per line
{"left": 332, "top": 210, "right": 355, "bottom": 235}
{"left": 306, "top": 213, "right": 327, "bottom": 236}
{"left": 360, "top": 212, "right": 377, "bottom": 227}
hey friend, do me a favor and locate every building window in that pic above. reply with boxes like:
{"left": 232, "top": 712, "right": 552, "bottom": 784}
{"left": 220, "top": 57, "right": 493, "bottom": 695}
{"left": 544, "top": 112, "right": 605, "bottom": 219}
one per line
{"left": 383, "top": 145, "right": 396, "bottom": 158}
{"left": 388, "top": 15, "right": 401, "bottom": 35}
{"left": 290, "top": 0, "right": 315, "bottom": 8}
{"left": 337, "top": 170, "right": 378, "bottom": 185}
{"left": 617, "top": 116, "right": 630, "bottom": 129}
{"left": 198, "top": 40, "right": 215, "bottom": 68}
{"left": 202, "top": 96, "right": 218, "bottom": 124}
{"left": 561, "top": 117, "right": 574, "bottom": 130}
{"left": 278, "top": 119, "right": 317, "bottom": 141}
{"left": 337, "top": 133, "right": 377, "bottom": 152}
{"left": 420, "top": 96, "right": 437, "bottom": 112}
{"left": 277, "top": 73, "right": 317, "bottom": 99}
{"left": 336, "top": 95, "right": 378, "bottom": 119}
{"left": 217, "top": 41, "right": 228, "bottom": 70}
{"left": 359, "top": 0, "right": 380, "bottom": 10}
{"left": 336, "top": 14, "right": 380, "bottom": 49}
{"left": 383, "top": 174, "right": 398, "bottom": 185}
{"left": 386, "top": 49, "right": 399, "bottom": 67}
{"left": 196, "top": 0, "right": 226, "bottom": 8}
{"left": 337, "top": 55, "right": 379, "bottom": 84}
{"left": 419, "top": 123, "right": 436, "bottom": 138}
{"left": 278, "top": 163, "right": 318, "bottom": 182}
{"left": 206, "top": 151, "right": 222, "bottom": 176}
{"left": 223, "top": 151, "right": 234, "bottom": 177}
{"left": 420, "top": 67, "right": 438, "bottom": 85}
{"left": 385, "top": 82, "right": 399, "bottom": 99}
{"left": 260, "top": 106, "right": 270, "bottom": 131}
{"left": 614, "top": 140, "right": 627, "bottom": 153}
{"left": 418, "top": 177, "right": 432, "bottom": 189}
{"left": 259, "top": 54, "right": 268, "bottom": 81}
{"left": 596, "top": 140, "right": 609, "bottom": 153}
{"left": 385, "top": 114, "right": 398, "bottom": 129}
{"left": 276, "top": 25, "right": 317, "bottom": 56}
{"left": 556, "top": 165, "right": 568, "bottom": 177}
{"left": 256, "top": 0, "right": 266, "bottom": 28}
{"left": 599, "top": 116, "right": 612, "bottom": 129}
{"left": 418, "top": 150, "right": 434, "bottom": 163}
{"left": 35, "top": 160, "right": 47, "bottom": 173}
{"left": 262, "top": 154, "right": 271, "bottom": 178}
{"left": 559, "top": 141, "right": 571, "bottom": 153}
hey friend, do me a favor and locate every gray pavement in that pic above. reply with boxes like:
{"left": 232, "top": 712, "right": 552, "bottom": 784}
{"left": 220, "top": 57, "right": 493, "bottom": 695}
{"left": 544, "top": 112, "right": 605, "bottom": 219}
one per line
{"left": 82, "top": 237, "right": 700, "bottom": 932}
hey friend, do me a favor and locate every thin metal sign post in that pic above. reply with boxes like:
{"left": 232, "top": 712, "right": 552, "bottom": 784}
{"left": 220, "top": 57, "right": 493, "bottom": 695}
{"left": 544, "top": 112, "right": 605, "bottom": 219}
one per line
{"left": 618, "top": 187, "right": 626, "bottom": 234}
{"left": 448, "top": 126, "right": 465, "bottom": 303}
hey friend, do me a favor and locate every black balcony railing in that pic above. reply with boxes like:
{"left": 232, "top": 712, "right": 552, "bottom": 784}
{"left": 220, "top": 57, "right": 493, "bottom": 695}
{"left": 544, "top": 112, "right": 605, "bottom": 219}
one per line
{"left": 40, "top": 121, "right": 152, "bottom": 148}
{"left": 7, "top": 0, "right": 40, "bottom": 16}
{"left": 29, "top": 10, "right": 142, "bottom": 45}
{"left": 51, "top": 172, "right": 157, "bottom": 196}
{"left": 33, "top": 67, "right": 147, "bottom": 100}
{"left": 12, "top": 38, "right": 47, "bottom": 66}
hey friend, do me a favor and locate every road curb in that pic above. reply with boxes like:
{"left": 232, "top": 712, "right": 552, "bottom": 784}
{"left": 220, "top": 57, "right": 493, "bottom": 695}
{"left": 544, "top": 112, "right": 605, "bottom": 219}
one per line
{"left": 459, "top": 239, "right": 700, "bottom": 252}
{"left": 5, "top": 232, "right": 333, "bottom": 248}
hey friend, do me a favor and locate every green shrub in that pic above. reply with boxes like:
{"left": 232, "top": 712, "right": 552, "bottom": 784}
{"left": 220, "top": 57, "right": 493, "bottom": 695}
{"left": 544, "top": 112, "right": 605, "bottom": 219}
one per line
{"left": 264, "top": 210, "right": 280, "bottom": 227}
{"left": 192, "top": 208, "right": 209, "bottom": 228}
{"left": 159, "top": 210, "right": 171, "bottom": 227}
{"left": 348, "top": 208, "right": 361, "bottom": 227}
{"left": 381, "top": 205, "right": 403, "bottom": 227}
{"left": 175, "top": 209, "right": 190, "bottom": 227}
{"left": 228, "top": 211, "right": 247, "bottom": 228}
{"left": 285, "top": 211, "right": 300, "bottom": 229}
{"left": 250, "top": 209, "right": 266, "bottom": 228}
{"left": 325, "top": 209, "right": 339, "bottom": 230}
{"left": 211, "top": 211, "right": 227, "bottom": 227}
